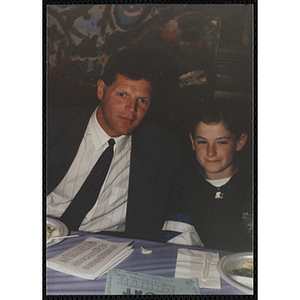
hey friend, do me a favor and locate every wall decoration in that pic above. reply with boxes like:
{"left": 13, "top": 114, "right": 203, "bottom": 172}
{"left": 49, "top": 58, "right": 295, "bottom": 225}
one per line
{"left": 114, "top": 4, "right": 150, "bottom": 28}
{"left": 74, "top": 14, "right": 101, "bottom": 36}
{"left": 46, "top": 4, "right": 222, "bottom": 91}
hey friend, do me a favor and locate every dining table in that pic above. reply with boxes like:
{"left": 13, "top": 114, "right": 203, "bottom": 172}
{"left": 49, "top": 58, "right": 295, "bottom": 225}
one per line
{"left": 46, "top": 231, "right": 249, "bottom": 295}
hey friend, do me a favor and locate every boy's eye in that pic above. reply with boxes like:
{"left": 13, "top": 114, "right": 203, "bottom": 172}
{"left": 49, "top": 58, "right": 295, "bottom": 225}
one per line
{"left": 219, "top": 141, "right": 228, "bottom": 145}
{"left": 197, "top": 140, "right": 206, "bottom": 144}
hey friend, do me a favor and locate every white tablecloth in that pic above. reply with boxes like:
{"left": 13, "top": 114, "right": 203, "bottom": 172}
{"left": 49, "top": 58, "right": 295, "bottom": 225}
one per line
{"left": 46, "top": 231, "right": 245, "bottom": 295}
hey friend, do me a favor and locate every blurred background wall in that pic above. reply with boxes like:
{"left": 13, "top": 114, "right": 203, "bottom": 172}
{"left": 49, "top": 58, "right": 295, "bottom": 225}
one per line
{"left": 46, "top": 4, "right": 253, "bottom": 107}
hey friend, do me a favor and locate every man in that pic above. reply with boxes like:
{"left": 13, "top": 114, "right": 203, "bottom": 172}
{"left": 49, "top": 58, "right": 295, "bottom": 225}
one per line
{"left": 46, "top": 50, "right": 180, "bottom": 241}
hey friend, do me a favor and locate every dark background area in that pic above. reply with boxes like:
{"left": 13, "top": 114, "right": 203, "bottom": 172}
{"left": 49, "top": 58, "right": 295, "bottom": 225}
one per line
{"left": 46, "top": 3, "right": 254, "bottom": 166}
{"left": 46, "top": 4, "right": 253, "bottom": 106}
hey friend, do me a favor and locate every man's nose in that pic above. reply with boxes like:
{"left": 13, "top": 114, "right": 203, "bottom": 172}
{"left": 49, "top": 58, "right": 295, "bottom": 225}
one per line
{"left": 126, "top": 98, "right": 137, "bottom": 113}
{"left": 207, "top": 144, "right": 216, "bottom": 157}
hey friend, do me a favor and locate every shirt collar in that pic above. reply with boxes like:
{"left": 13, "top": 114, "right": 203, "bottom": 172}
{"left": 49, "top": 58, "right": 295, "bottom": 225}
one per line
{"left": 90, "top": 107, "right": 131, "bottom": 154}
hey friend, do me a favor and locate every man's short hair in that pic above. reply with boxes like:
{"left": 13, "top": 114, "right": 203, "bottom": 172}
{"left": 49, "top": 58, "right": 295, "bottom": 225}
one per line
{"left": 102, "top": 49, "right": 178, "bottom": 100}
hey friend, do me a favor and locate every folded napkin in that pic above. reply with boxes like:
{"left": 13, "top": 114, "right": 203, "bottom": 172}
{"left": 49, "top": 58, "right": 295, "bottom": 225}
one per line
{"left": 175, "top": 248, "right": 221, "bottom": 289}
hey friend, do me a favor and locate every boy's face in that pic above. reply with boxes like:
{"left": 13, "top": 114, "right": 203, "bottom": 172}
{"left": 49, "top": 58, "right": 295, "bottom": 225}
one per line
{"left": 190, "top": 121, "right": 247, "bottom": 180}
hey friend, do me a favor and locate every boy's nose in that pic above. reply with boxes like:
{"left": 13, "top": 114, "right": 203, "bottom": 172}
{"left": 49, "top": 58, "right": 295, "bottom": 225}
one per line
{"left": 207, "top": 144, "right": 216, "bottom": 157}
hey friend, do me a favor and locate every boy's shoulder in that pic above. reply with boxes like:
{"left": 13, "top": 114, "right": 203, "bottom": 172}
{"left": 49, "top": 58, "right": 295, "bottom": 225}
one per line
{"left": 234, "top": 162, "right": 252, "bottom": 181}
{"left": 226, "top": 163, "right": 252, "bottom": 196}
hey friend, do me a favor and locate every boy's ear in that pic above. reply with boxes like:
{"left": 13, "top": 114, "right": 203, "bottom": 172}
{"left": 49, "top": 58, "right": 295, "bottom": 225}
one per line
{"left": 97, "top": 79, "right": 106, "bottom": 100}
{"left": 189, "top": 133, "right": 196, "bottom": 151}
{"left": 236, "top": 133, "right": 248, "bottom": 151}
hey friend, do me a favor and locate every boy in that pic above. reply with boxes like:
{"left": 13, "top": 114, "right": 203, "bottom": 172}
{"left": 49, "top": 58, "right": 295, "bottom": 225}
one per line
{"left": 161, "top": 98, "right": 253, "bottom": 252}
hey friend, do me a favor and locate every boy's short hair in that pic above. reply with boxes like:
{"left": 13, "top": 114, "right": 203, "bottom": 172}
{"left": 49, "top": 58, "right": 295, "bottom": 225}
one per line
{"left": 190, "top": 98, "right": 251, "bottom": 139}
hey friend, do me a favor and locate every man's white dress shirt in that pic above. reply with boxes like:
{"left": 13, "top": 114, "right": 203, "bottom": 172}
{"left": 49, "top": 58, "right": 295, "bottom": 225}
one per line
{"left": 46, "top": 108, "right": 131, "bottom": 232}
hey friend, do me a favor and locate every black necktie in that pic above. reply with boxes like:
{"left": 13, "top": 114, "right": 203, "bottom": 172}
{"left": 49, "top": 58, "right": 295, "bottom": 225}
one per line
{"left": 60, "top": 139, "right": 115, "bottom": 230}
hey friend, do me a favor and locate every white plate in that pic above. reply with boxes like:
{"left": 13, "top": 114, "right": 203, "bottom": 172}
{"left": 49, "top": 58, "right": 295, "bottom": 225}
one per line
{"left": 46, "top": 216, "right": 69, "bottom": 247}
{"left": 217, "top": 252, "right": 253, "bottom": 294}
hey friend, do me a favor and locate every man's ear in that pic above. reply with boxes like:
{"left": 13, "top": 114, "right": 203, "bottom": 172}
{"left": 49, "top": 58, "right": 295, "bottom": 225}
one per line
{"left": 189, "top": 133, "right": 196, "bottom": 151}
{"left": 236, "top": 133, "right": 248, "bottom": 151}
{"left": 97, "top": 79, "right": 106, "bottom": 100}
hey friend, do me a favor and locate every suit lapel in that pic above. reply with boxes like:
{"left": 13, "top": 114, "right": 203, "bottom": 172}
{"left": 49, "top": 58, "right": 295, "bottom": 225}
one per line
{"left": 47, "top": 105, "right": 97, "bottom": 193}
{"left": 125, "top": 124, "right": 162, "bottom": 240}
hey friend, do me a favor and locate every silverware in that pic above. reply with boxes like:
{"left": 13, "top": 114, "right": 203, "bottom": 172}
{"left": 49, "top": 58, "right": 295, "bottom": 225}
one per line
{"left": 47, "top": 234, "right": 79, "bottom": 243}
{"left": 203, "top": 252, "right": 213, "bottom": 280}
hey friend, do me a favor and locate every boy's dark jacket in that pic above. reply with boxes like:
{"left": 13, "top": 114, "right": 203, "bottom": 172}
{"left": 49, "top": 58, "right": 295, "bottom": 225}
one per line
{"left": 170, "top": 161, "right": 253, "bottom": 252}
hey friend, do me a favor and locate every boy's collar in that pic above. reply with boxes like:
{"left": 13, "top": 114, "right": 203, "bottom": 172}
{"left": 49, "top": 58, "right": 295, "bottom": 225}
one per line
{"left": 196, "top": 157, "right": 248, "bottom": 178}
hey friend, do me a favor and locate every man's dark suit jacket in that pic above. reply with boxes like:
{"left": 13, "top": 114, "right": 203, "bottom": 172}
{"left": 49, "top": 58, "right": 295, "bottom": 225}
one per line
{"left": 46, "top": 104, "right": 180, "bottom": 242}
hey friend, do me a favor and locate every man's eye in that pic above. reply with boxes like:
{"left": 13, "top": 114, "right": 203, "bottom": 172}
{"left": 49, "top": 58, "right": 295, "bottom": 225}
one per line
{"left": 118, "top": 92, "right": 125, "bottom": 97}
{"left": 138, "top": 98, "right": 149, "bottom": 105}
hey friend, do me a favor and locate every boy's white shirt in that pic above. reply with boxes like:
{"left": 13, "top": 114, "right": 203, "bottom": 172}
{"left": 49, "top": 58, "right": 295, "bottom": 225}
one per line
{"left": 205, "top": 176, "right": 231, "bottom": 187}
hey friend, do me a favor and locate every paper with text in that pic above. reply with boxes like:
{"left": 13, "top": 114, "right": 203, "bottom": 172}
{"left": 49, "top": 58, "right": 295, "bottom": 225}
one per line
{"left": 47, "top": 237, "right": 134, "bottom": 280}
{"left": 105, "top": 269, "right": 201, "bottom": 295}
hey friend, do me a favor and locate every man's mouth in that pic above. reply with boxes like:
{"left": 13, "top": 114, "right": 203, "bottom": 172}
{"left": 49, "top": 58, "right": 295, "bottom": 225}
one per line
{"left": 119, "top": 116, "right": 134, "bottom": 124}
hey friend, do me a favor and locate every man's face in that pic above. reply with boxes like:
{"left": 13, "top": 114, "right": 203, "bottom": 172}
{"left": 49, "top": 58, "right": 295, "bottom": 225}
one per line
{"left": 96, "top": 74, "right": 152, "bottom": 137}
{"left": 190, "top": 121, "right": 246, "bottom": 180}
